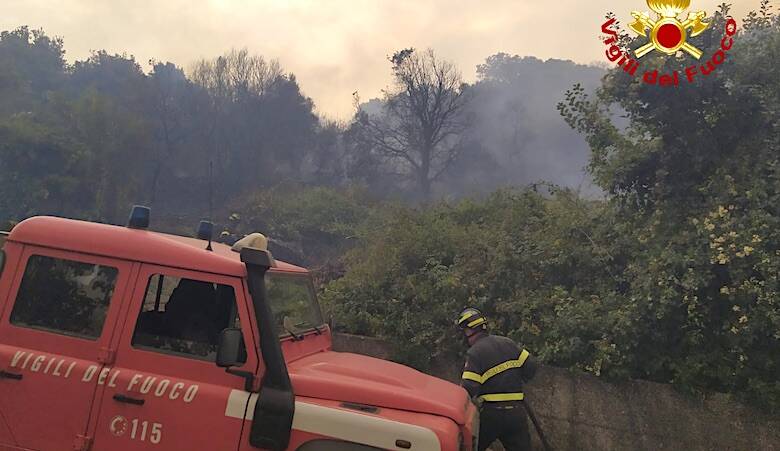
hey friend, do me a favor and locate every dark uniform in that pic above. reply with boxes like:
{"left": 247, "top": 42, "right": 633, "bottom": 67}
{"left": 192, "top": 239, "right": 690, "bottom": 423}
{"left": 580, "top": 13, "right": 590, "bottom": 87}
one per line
{"left": 462, "top": 333, "right": 537, "bottom": 451}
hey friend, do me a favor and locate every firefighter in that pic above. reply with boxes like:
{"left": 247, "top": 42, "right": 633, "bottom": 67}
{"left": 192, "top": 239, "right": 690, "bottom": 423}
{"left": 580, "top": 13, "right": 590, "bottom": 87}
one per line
{"left": 457, "top": 307, "right": 537, "bottom": 451}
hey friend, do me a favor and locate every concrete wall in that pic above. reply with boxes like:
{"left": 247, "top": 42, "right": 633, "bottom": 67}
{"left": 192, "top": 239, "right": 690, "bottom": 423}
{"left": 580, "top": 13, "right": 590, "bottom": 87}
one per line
{"left": 332, "top": 333, "right": 780, "bottom": 451}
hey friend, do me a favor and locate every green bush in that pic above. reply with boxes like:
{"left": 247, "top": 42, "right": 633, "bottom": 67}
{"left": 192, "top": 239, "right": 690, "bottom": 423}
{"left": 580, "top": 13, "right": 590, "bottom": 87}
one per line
{"left": 322, "top": 185, "right": 780, "bottom": 412}
{"left": 222, "top": 185, "right": 377, "bottom": 277}
{"left": 321, "top": 189, "right": 624, "bottom": 372}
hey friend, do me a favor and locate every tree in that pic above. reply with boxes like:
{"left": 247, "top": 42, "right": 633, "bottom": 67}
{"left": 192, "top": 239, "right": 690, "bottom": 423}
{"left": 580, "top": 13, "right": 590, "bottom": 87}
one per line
{"left": 67, "top": 89, "right": 152, "bottom": 223}
{"left": 557, "top": 4, "right": 780, "bottom": 409}
{"left": 65, "top": 52, "right": 155, "bottom": 223}
{"left": 350, "top": 49, "right": 472, "bottom": 200}
{"left": 302, "top": 119, "right": 349, "bottom": 186}
{"left": 0, "top": 27, "right": 66, "bottom": 116}
{"left": 190, "top": 48, "right": 282, "bottom": 100}
{"left": 147, "top": 61, "right": 202, "bottom": 206}
{"left": 189, "top": 49, "right": 318, "bottom": 199}
{"left": 0, "top": 114, "right": 87, "bottom": 218}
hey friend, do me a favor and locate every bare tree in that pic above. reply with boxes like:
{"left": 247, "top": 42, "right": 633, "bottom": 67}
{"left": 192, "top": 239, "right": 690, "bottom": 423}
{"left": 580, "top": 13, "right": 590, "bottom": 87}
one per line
{"left": 190, "top": 48, "right": 282, "bottom": 100}
{"left": 353, "top": 48, "right": 472, "bottom": 200}
{"left": 188, "top": 49, "right": 287, "bottom": 197}
{"left": 188, "top": 48, "right": 284, "bottom": 170}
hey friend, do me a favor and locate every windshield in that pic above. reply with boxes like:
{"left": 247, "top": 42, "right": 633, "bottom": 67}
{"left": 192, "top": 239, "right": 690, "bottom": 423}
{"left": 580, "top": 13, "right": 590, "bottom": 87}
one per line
{"left": 265, "top": 273, "right": 323, "bottom": 337}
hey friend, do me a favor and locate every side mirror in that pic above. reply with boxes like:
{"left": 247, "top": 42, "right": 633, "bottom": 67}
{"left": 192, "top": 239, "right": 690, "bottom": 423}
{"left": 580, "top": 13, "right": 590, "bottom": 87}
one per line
{"left": 217, "top": 328, "right": 245, "bottom": 368}
{"left": 217, "top": 328, "right": 253, "bottom": 391}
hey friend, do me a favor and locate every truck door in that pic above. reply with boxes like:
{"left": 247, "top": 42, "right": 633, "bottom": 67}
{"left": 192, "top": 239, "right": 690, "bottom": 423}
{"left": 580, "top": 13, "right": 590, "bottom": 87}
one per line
{"left": 90, "top": 265, "right": 260, "bottom": 450}
{"left": 0, "top": 247, "right": 133, "bottom": 450}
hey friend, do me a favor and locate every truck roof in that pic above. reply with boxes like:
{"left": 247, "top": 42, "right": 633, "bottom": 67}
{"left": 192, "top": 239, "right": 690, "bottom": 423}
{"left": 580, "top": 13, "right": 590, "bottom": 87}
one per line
{"left": 7, "top": 216, "right": 308, "bottom": 277}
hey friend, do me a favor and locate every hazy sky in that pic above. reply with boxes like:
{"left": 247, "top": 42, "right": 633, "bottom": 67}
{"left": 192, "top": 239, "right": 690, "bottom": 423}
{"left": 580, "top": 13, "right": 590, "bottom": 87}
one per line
{"left": 3, "top": 0, "right": 759, "bottom": 119}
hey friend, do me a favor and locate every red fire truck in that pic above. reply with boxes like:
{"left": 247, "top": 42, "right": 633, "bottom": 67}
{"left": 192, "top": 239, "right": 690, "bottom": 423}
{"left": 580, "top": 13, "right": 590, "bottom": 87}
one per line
{"left": 0, "top": 209, "right": 478, "bottom": 451}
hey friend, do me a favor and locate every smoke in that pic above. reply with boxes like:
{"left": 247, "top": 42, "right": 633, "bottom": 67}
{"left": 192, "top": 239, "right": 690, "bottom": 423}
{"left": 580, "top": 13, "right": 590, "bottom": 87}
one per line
{"left": 3, "top": 0, "right": 756, "bottom": 118}
{"left": 442, "top": 55, "right": 606, "bottom": 198}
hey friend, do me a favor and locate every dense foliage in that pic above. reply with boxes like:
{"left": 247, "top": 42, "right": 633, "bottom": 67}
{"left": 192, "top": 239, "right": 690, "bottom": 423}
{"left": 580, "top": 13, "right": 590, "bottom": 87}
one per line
{"left": 321, "top": 188, "right": 622, "bottom": 371}
{"left": 323, "top": 5, "right": 780, "bottom": 411}
{"left": 0, "top": 28, "right": 600, "bottom": 224}
{"left": 222, "top": 185, "right": 377, "bottom": 275}
{"left": 0, "top": 31, "right": 329, "bottom": 224}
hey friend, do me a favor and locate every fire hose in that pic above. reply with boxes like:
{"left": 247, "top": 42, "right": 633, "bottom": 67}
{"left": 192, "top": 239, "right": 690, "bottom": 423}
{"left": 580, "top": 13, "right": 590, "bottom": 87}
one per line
{"left": 522, "top": 399, "right": 552, "bottom": 451}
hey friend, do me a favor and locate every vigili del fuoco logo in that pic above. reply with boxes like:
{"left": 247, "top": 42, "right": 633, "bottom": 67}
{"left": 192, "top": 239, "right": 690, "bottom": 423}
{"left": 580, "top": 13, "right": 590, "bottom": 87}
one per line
{"left": 601, "top": 0, "right": 738, "bottom": 87}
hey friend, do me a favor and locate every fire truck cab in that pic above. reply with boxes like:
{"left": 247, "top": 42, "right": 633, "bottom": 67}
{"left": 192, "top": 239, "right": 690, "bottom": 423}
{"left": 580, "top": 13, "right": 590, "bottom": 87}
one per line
{"left": 0, "top": 212, "right": 478, "bottom": 451}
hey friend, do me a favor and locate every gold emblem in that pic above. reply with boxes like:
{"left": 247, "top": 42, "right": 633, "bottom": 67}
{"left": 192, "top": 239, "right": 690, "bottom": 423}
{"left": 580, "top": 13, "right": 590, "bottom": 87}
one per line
{"left": 629, "top": 0, "right": 710, "bottom": 59}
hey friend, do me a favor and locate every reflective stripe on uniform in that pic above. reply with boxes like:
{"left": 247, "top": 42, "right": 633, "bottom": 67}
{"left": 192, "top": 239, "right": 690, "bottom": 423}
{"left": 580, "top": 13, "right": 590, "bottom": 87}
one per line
{"left": 460, "top": 349, "right": 530, "bottom": 384}
{"left": 467, "top": 317, "right": 486, "bottom": 328}
{"left": 478, "top": 392, "right": 524, "bottom": 402}
{"left": 461, "top": 371, "right": 483, "bottom": 383}
{"left": 459, "top": 311, "right": 477, "bottom": 325}
{"left": 482, "top": 349, "right": 529, "bottom": 382}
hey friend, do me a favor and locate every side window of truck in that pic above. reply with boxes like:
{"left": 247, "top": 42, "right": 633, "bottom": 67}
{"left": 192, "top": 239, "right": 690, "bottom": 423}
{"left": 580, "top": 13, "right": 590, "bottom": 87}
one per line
{"left": 131, "top": 274, "right": 245, "bottom": 362}
{"left": 9, "top": 255, "right": 119, "bottom": 339}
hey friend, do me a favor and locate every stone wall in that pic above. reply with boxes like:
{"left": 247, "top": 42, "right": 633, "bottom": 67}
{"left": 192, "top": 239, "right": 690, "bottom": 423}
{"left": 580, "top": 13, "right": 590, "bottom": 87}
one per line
{"left": 521, "top": 366, "right": 780, "bottom": 451}
{"left": 332, "top": 333, "right": 780, "bottom": 451}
